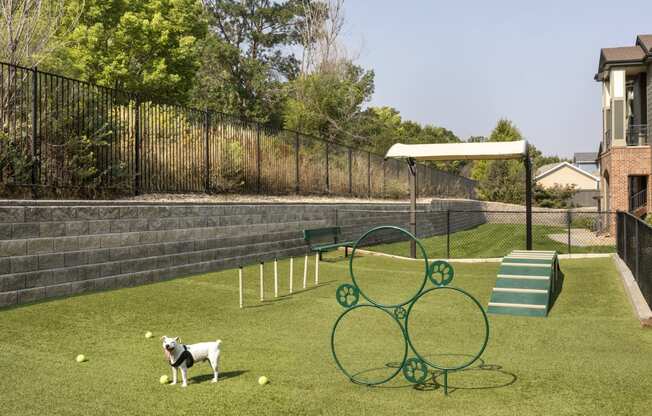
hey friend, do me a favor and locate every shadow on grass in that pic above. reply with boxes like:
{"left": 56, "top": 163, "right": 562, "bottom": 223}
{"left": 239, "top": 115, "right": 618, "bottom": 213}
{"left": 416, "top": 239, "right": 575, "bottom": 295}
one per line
{"left": 244, "top": 281, "right": 336, "bottom": 309}
{"left": 190, "top": 370, "right": 248, "bottom": 384}
{"left": 347, "top": 355, "right": 517, "bottom": 394}
{"left": 549, "top": 268, "right": 565, "bottom": 313}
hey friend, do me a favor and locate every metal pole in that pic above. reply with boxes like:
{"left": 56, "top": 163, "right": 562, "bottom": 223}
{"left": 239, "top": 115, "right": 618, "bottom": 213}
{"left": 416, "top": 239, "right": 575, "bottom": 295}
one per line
{"left": 325, "top": 142, "right": 330, "bottom": 193}
{"left": 524, "top": 153, "right": 533, "bottom": 250}
{"left": 367, "top": 151, "right": 371, "bottom": 198}
{"left": 635, "top": 219, "right": 640, "bottom": 279}
{"left": 256, "top": 125, "right": 261, "bottom": 193}
{"left": 204, "top": 109, "right": 210, "bottom": 192}
{"left": 446, "top": 209, "right": 451, "bottom": 259}
{"left": 30, "top": 66, "right": 39, "bottom": 199}
{"left": 408, "top": 158, "right": 417, "bottom": 258}
{"left": 567, "top": 210, "right": 572, "bottom": 255}
{"left": 348, "top": 147, "right": 352, "bottom": 195}
{"left": 623, "top": 214, "right": 627, "bottom": 262}
{"left": 295, "top": 132, "right": 300, "bottom": 193}
{"left": 134, "top": 95, "right": 141, "bottom": 195}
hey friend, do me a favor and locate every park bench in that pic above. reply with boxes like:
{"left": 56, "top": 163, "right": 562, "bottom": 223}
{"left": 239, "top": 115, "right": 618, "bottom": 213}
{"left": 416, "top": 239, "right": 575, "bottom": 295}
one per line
{"left": 303, "top": 227, "right": 355, "bottom": 259}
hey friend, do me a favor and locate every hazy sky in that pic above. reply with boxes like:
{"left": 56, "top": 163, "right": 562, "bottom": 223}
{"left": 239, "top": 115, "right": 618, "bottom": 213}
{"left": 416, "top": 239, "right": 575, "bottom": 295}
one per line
{"left": 341, "top": 0, "right": 651, "bottom": 157}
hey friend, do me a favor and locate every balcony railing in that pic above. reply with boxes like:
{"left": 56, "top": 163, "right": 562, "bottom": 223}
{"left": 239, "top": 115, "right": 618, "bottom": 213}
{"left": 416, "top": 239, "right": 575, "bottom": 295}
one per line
{"left": 629, "top": 188, "right": 647, "bottom": 212}
{"left": 626, "top": 124, "right": 649, "bottom": 146}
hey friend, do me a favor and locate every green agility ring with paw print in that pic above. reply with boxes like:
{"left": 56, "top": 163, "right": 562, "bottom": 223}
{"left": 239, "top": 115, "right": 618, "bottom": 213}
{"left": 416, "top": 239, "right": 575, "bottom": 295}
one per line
{"left": 330, "top": 226, "right": 490, "bottom": 395}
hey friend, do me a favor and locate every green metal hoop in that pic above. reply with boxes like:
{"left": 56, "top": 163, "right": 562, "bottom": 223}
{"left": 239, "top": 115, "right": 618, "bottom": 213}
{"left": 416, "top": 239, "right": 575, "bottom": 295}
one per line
{"left": 330, "top": 304, "right": 408, "bottom": 386}
{"left": 404, "top": 286, "right": 490, "bottom": 371}
{"left": 349, "top": 225, "right": 430, "bottom": 308}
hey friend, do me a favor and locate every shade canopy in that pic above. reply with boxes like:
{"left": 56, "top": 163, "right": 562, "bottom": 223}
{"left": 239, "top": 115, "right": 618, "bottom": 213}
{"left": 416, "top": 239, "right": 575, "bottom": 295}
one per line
{"left": 384, "top": 140, "right": 528, "bottom": 161}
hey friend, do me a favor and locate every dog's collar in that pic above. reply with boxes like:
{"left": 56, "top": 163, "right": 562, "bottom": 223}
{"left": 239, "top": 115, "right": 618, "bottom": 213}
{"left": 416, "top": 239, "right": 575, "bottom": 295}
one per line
{"left": 170, "top": 345, "right": 194, "bottom": 368}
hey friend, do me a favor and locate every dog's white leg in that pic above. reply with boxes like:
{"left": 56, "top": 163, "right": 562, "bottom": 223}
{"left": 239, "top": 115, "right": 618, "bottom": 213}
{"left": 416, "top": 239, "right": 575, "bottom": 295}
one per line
{"left": 181, "top": 366, "right": 188, "bottom": 387}
{"left": 171, "top": 367, "right": 177, "bottom": 385}
{"left": 211, "top": 360, "right": 219, "bottom": 383}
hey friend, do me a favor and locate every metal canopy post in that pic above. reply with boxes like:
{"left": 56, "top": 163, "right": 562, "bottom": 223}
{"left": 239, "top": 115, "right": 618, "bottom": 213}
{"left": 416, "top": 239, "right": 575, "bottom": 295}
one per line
{"left": 524, "top": 151, "right": 533, "bottom": 250}
{"left": 408, "top": 158, "right": 417, "bottom": 258}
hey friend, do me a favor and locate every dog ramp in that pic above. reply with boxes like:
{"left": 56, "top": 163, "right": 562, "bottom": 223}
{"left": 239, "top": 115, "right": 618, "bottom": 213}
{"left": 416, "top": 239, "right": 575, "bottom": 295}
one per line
{"left": 487, "top": 250, "right": 561, "bottom": 317}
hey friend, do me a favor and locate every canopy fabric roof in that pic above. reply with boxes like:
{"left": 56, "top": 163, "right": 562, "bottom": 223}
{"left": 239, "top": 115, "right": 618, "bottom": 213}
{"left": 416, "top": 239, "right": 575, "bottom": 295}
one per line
{"left": 384, "top": 140, "right": 528, "bottom": 161}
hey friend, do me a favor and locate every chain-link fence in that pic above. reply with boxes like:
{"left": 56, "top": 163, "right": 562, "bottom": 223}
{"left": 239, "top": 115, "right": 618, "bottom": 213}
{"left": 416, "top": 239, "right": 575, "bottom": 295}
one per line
{"left": 336, "top": 209, "right": 616, "bottom": 259}
{"left": 617, "top": 211, "right": 652, "bottom": 309}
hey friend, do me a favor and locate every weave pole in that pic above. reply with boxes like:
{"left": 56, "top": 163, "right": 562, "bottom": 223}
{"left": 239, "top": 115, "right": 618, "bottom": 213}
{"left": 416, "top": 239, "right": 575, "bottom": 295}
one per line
{"left": 274, "top": 258, "right": 279, "bottom": 298}
{"left": 238, "top": 266, "right": 243, "bottom": 309}
{"left": 259, "top": 262, "right": 264, "bottom": 301}
{"left": 303, "top": 255, "right": 308, "bottom": 289}
{"left": 315, "top": 253, "right": 319, "bottom": 285}
{"left": 289, "top": 257, "right": 294, "bottom": 294}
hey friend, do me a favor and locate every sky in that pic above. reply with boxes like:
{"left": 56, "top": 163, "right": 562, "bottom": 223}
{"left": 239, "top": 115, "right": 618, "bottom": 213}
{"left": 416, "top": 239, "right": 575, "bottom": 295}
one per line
{"left": 341, "top": 0, "right": 652, "bottom": 158}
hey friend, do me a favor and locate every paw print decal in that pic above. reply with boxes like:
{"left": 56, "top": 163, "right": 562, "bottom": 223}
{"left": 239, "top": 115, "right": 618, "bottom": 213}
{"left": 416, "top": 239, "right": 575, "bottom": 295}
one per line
{"left": 336, "top": 284, "right": 359, "bottom": 308}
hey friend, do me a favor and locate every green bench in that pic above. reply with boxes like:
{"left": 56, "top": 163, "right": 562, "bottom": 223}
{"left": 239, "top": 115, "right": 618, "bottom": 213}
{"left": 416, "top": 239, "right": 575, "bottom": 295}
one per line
{"left": 303, "top": 227, "right": 355, "bottom": 259}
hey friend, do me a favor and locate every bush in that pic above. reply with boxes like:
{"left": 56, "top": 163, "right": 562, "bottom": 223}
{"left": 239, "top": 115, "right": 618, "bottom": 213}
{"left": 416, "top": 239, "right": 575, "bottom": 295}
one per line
{"left": 534, "top": 184, "right": 577, "bottom": 208}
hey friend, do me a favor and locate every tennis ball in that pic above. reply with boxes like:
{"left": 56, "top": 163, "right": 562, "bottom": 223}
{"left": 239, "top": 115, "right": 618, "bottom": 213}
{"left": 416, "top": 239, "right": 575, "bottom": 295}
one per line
{"left": 258, "top": 376, "right": 269, "bottom": 386}
{"left": 75, "top": 354, "right": 86, "bottom": 363}
{"left": 145, "top": 331, "right": 153, "bottom": 339}
{"left": 159, "top": 375, "right": 170, "bottom": 385}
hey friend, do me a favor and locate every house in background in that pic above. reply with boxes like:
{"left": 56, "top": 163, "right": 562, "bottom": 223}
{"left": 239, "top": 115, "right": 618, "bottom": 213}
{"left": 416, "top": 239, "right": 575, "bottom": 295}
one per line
{"left": 534, "top": 162, "right": 600, "bottom": 206}
{"left": 572, "top": 152, "right": 599, "bottom": 174}
{"left": 595, "top": 34, "right": 652, "bottom": 222}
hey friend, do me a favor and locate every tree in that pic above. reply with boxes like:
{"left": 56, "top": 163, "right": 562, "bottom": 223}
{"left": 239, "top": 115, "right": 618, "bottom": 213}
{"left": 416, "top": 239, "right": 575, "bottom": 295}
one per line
{"left": 193, "top": 0, "right": 305, "bottom": 123}
{"left": 0, "top": 0, "right": 82, "bottom": 67}
{"left": 46, "top": 0, "right": 207, "bottom": 102}
{"left": 534, "top": 184, "right": 577, "bottom": 208}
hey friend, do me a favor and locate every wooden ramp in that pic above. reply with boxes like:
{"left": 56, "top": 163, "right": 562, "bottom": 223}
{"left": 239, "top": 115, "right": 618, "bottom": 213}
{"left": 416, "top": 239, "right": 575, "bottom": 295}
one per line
{"left": 487, "top": 250, "right": 561, "bottom": 317}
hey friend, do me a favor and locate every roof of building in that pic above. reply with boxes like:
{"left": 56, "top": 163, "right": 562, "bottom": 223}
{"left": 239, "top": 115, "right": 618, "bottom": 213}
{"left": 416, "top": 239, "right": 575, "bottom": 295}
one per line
{"left": 534, "top": 162, "right": 600, "bottom": 183}
{"left": 573, "top": 152, "right": 598, "bottom": 163}
{"left": 597, "top": 34, "right": 652, "bottom": 75}
{"left": 637, "top": 34, "right": 652, "bottom": 52}
{"left": 536, "top": 162, "right": 562, "bottom": 177}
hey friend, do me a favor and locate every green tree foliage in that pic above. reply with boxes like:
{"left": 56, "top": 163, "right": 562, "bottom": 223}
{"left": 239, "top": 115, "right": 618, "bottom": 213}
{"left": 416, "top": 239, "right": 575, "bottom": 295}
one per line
{"left": 283, "top": 62, "right": 374, "bottom": 143}
{"left": 193, "top": 0, "right": 305, "bottom": 123}
{"left": 46, "top": 0, "right": 207, "bottom": 102}
{"left": 534, "top": 184, "right": 577, "bottom": 208}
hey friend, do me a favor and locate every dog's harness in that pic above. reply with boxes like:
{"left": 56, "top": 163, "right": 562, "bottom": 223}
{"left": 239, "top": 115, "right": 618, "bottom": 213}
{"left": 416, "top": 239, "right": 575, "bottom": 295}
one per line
{"left": 170, "top": 345, "right": 194, "bottom": 368}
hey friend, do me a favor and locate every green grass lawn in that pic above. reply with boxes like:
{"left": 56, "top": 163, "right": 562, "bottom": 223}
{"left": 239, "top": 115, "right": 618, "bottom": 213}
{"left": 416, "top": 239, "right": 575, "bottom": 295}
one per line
{"left": 368, "top": 223, "right": 616, "bottom": 259}
{"left": 1, "top": 255, "right": 651, "bottom": 415}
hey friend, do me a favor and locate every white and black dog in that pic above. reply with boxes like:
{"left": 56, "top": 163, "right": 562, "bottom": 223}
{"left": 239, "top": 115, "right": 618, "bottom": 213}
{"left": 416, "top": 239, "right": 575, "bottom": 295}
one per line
{"left": 161, "top": 336, "right": 222, "bottom": 387}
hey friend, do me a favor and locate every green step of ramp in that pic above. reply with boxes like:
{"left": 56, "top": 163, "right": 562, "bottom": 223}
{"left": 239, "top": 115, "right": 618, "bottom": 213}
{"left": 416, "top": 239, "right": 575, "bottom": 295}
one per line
{"left": 488, "top": 250, "right": 562, "bottom": 318}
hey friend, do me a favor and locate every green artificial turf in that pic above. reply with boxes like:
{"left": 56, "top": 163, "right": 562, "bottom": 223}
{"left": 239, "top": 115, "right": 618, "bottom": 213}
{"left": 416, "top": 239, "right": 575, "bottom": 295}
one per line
{"left": 1, "top": 255, "right": 651, "bottom": 415}
{"left": 368, "top": 223, "right": 615, "bottom": 259}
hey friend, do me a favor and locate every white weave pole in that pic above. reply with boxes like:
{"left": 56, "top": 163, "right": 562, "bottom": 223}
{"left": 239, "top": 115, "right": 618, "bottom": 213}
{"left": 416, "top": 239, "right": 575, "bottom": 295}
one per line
{"left": 289, "top": 257, "right": 294, "bottom": 294}
{"left": 274, "top": 258, "right": 279, "bottom": 298}
{"left": 259, "top": 262, "right": 264, "bottom": 301}
{"left": 238, "top": 266, "right": 244, "bottom": 309}
{"left": 303, "top": 254, "right": 308, "bottom": 289}
{"left": 315, "top": 253, "right": 319, "bottom": 285}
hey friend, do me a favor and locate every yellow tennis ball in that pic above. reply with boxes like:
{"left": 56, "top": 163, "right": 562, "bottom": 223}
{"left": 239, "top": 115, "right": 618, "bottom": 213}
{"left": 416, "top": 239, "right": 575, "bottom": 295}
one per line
{"left": 159, "top": 375, "right": 170, "bottom": 385}
{"left": 76, "top": 354, "right": 86, "bottom": 363}
{"left": 145, "top": 331, "right": 153, "bottom": 339}
{"left": 258, "top": 376, "right": 269, "bottom": 386}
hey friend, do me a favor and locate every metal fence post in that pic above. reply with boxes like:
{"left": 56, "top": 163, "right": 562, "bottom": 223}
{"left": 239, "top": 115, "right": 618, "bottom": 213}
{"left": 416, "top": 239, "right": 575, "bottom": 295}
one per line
{"left": 294, "top": 132, "right": 300, "bottom": 193}
{"left": 567, "top": 210, "right": 572, "bottom": 255}
{"left": 134, "top": 95, "right": 141, "bottom": 195}
{"left": 256, "top": 124, "right": 261, "bottom": 193}
{"left": 348, "top": 147, "right": 352, "bottom": 195}
{"left": 325, "top": 142, "right": 330, "bottom": 194}
{"left": 446, "top": 209, "right": 451, "bottom": 259}
{"left": 30, "top": 66, "right": 39, "bottom": 199}
{"left": 367, "top": 151, "right": 371, "bottom": 198}
{"left": 635, "top": 219, "right": 640, "bottom": 279}
{"left": 623, "top": 214, "right": 627, "bottom": 263}
{"left": 204, "top": 109, "right": 210, "bottom": 192}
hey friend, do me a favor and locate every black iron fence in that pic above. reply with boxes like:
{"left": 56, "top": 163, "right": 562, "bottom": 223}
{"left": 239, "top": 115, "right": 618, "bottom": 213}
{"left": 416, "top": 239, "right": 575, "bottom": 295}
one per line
{"left": 0, "top": 62, "right": 476, "bottom": 199}
{"left": 336, "top": 209, "right": 616, "bottom": 259}
{"left": 617, "top": 211, "right": 652, "bottom": 308}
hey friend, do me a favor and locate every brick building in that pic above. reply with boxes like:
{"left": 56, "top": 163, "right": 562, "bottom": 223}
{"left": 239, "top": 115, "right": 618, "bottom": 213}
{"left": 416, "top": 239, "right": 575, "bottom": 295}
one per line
{"left": 595, "top": 34, "right": 652, "bottom": 228}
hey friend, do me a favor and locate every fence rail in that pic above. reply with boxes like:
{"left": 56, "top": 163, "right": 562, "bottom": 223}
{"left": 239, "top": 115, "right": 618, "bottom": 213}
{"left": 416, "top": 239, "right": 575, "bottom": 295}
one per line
{"left": 617, "top": 211, "right": 652, "bottom": 309}
{"left": 0, "top": 62, "right": 476, "bottom": 199}
{"left": 336, "top": 209, "right": 617, "bottom": 259}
